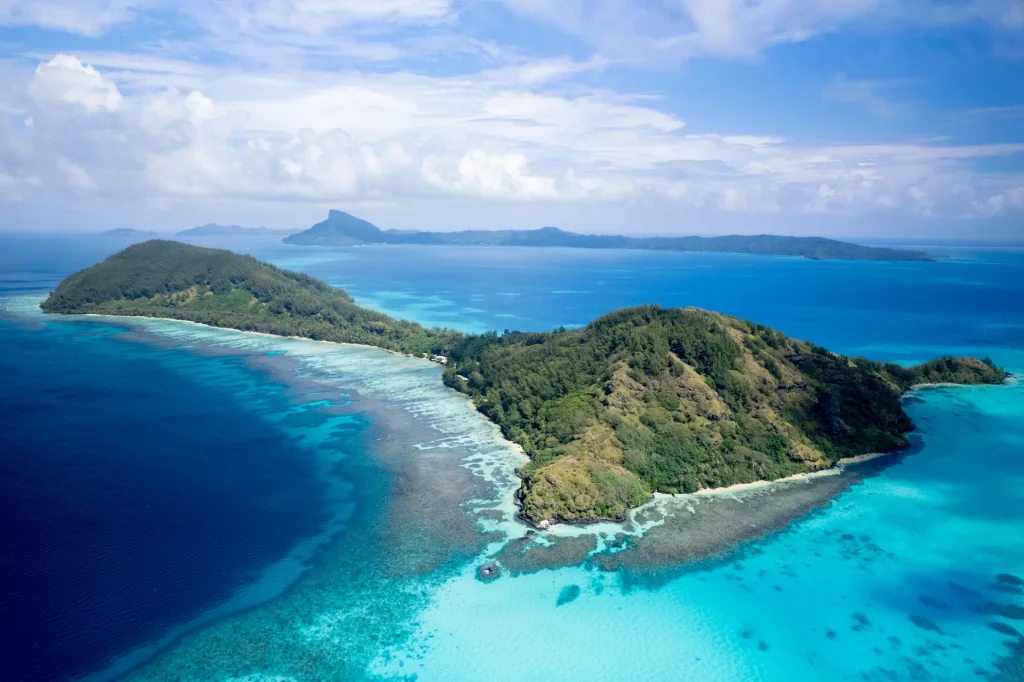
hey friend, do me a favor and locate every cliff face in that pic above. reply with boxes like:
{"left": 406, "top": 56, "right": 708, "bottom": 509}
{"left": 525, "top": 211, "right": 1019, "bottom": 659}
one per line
{"left": 444, "top": 306, "right": 1007, "bottom": 524}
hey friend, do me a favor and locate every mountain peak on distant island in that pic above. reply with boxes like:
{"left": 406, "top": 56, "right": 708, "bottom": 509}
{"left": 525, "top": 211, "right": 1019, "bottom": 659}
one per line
{"left": 317, "top": 210, "right": 387, "bottom": 243}
{"left": 283, "top": 210, "right": 936, "bottom": 262}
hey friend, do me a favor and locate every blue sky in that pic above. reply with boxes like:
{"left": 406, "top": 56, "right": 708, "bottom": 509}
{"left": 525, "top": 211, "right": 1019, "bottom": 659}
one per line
{"left": 0, "top": 0, "right": 1022, "bottom": 238}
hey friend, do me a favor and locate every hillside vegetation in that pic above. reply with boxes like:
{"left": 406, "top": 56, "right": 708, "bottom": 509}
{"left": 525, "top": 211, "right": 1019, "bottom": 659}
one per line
{"left": 443, "top": 306, "right": 1007, "bottom": 523}
{"left": 44, "top": 241, "right": 1006, "bottom": 525}
{"left": 41, "top": 240, "right": 458, "bottom": 356}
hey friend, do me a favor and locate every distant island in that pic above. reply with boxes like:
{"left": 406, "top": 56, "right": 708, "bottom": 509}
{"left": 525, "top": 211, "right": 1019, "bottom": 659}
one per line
{"left": 177, "top": 224, "right": 301, "bottom": 238}
{"left": 97, "top": 228, "right": 160, "bottom": 238}
{"left": 43, "top": 241, "right": 1005, "bottom": 524}
{"left": 284, "top": 209, "right": 936, "bottom": 262}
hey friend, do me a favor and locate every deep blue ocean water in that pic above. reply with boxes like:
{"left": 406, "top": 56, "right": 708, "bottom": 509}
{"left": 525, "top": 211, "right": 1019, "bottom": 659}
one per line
{"left": 233, "top": 240, "right": 1023, "bottom": 366}
{"left": 0, "top": 317, "right": 357, "bottom": 681}
{"left": 1, "top": 233, "right": 1023, "bottom": 681}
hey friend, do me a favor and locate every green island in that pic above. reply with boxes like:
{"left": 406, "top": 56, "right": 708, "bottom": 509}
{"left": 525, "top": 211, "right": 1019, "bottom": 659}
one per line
{"left": 43, "top": 240, "right": 1007, "bottom": 524}
{"left": 282, "top": 209, "right": 936, "bottom": 262}
{"left": 42, "top": 240, "right": 459, "bottom": 355}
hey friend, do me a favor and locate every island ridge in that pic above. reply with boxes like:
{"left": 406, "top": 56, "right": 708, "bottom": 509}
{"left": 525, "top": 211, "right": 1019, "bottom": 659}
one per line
{"left": 283, "top": 209, "right": 936, "bottom": 262}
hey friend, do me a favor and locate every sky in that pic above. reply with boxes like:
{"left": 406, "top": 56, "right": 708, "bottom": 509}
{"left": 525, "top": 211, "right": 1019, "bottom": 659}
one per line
{"left": 0, "top": 0, "right": 1022, "bottom": 239}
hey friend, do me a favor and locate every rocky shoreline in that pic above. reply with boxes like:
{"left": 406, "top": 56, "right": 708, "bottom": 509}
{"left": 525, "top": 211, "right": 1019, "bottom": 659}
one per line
{"left": 476, "top": 451, "right": 906, "bottom": 584}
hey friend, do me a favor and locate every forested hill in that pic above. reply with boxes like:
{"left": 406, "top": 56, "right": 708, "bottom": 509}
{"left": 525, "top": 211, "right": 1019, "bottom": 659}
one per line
{"left": 43, "top": 241, "right": 1005, "bottom": 525}
{"left": 442, "top": 307, "right": 1007, "bottom": 524}
{"left": 41, "top": 240, "right": 458, "bottom": 355}
{"left": 283, "top": 210, "right": 935, "bottom": 262}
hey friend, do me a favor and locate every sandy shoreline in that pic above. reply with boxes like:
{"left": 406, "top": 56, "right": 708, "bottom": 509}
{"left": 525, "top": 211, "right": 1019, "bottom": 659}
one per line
{"left": 65, "top": 306, "right": 903, "bottom": 533}
{"left": 31, "top": 302, "right": 533, "bottom": 680}
{"left": 79, "top": 311, "right": 433, "bottom": 361}
{"left": 32, "top": 303, "right": 964, "bottom": 553}
{"left": 655, "top": 450, "right": 896, "bottom": 500}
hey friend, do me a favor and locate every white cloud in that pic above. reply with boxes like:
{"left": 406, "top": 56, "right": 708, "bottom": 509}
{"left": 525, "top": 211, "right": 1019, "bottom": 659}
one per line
{"left": 58, "top": 158, "right": 98, "bottom": 190}
{"left": 423, "top": 150, "right": 559, "bottom": 199}
{"left": 0, "top": 0, "right": 453, "bottom": 36}
{"left": 976, "top": 185, "right": 1024, "bottom": 216}
{"left": 30, "top": 54, "right": 122, "bottom": 112}
{"left": 2, "top": 52, "right": 1022, "bottom": 222}
{"left": 420, "top": 151, "right": 631, "bottom": 201}
{"left": 500, "top": 0, "right": 1024, "bottom": 64}
{"left": 0, "top": 0, "right": 148, "bottom": 36}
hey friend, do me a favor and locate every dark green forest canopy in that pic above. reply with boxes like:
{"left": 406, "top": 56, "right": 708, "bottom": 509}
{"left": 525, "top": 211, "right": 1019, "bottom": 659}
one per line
{"left": 44, "top": 240, "right": 1007, "bottom": 524}
{"left": 442, "top": 306, "right": 1008, "bottom": 523}
{"left": 42, "top": 240, "right": 459, "bottom": 355}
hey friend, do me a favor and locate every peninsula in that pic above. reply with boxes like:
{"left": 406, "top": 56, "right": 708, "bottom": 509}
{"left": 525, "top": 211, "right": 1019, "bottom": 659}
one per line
{"left": 43, "top": 241, "right": 1005, "bottom": 524}
{"left": 284, "top": 210, "right": 935, "bottom": 262}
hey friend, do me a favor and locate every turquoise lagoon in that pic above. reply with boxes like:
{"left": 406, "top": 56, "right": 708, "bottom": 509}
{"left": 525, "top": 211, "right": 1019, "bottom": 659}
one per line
{"left": 1, "top": 236, "right": 1023, "bottom": 681}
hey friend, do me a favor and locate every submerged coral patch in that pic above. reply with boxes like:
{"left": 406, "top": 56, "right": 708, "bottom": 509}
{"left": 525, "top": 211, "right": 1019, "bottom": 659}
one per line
{"left": 556, "top": 584, "right": 582, "bottom": 606}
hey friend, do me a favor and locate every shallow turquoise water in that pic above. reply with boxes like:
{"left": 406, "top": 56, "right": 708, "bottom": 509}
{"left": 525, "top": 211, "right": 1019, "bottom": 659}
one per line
{"left": 1, "top": 236, "right": 1022, "bottom": 681}
{"left": 186, "top": 242, "right": 1024, "bottom": 681}
{"left": 376, "top": 372, "right": 1024, "bottom": 681}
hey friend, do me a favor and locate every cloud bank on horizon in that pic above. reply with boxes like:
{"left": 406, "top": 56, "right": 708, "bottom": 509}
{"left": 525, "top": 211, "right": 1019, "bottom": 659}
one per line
{"left": 0, "top": 0, "right": 1022, "bottom": 237}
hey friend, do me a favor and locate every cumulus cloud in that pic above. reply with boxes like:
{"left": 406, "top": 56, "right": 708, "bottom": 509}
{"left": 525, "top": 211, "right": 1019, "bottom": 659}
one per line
{"left": 423, "top": 150, "right": 559, "bottom": 200}
{"left": 2, "top": 16, "right": 1024, "bottom": 233}
{"left": 977, "top": 185, "right": 1024, "bottom": 216}
{"left": 2, "top": 52, "right": 1022, "bottom": 222}
{"left": 30, "top": 54, "right": 122, "bottom": 112}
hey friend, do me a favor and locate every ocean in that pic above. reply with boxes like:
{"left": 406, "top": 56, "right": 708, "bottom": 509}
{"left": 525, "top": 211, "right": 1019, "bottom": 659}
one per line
{"left": 1, "top": 233, "right": 1022, "bottom": 681}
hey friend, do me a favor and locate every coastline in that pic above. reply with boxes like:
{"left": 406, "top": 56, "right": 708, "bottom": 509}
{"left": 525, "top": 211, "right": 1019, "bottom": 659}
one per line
{"left": 68, "top": 313, "right": 886, "bottom": 494}
{"left": 80, "top": 311, "right": 431, "bottom": 361}
{"left": 44, "top": 304, "right": 1009, "bottom": 531}
{"left": 4, "top": 297, "right": 532, "bottom": 680}
{"left": 908, "top": 376, "right": 1014, "bottom": 391}
{"left": 31, "top": 301, "right": 1012, "bottom": 575}
{"left": 683, "top": 450, "right": 897, "bottom": 499}
{"left": 54, "top": 306, "right": 925, "bottom": 536}
{"left": 6, "top": 252, "right": 1023, "bottom": 682}
{"left": 33, "top": 302, "right": 904, "bottom": 576}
